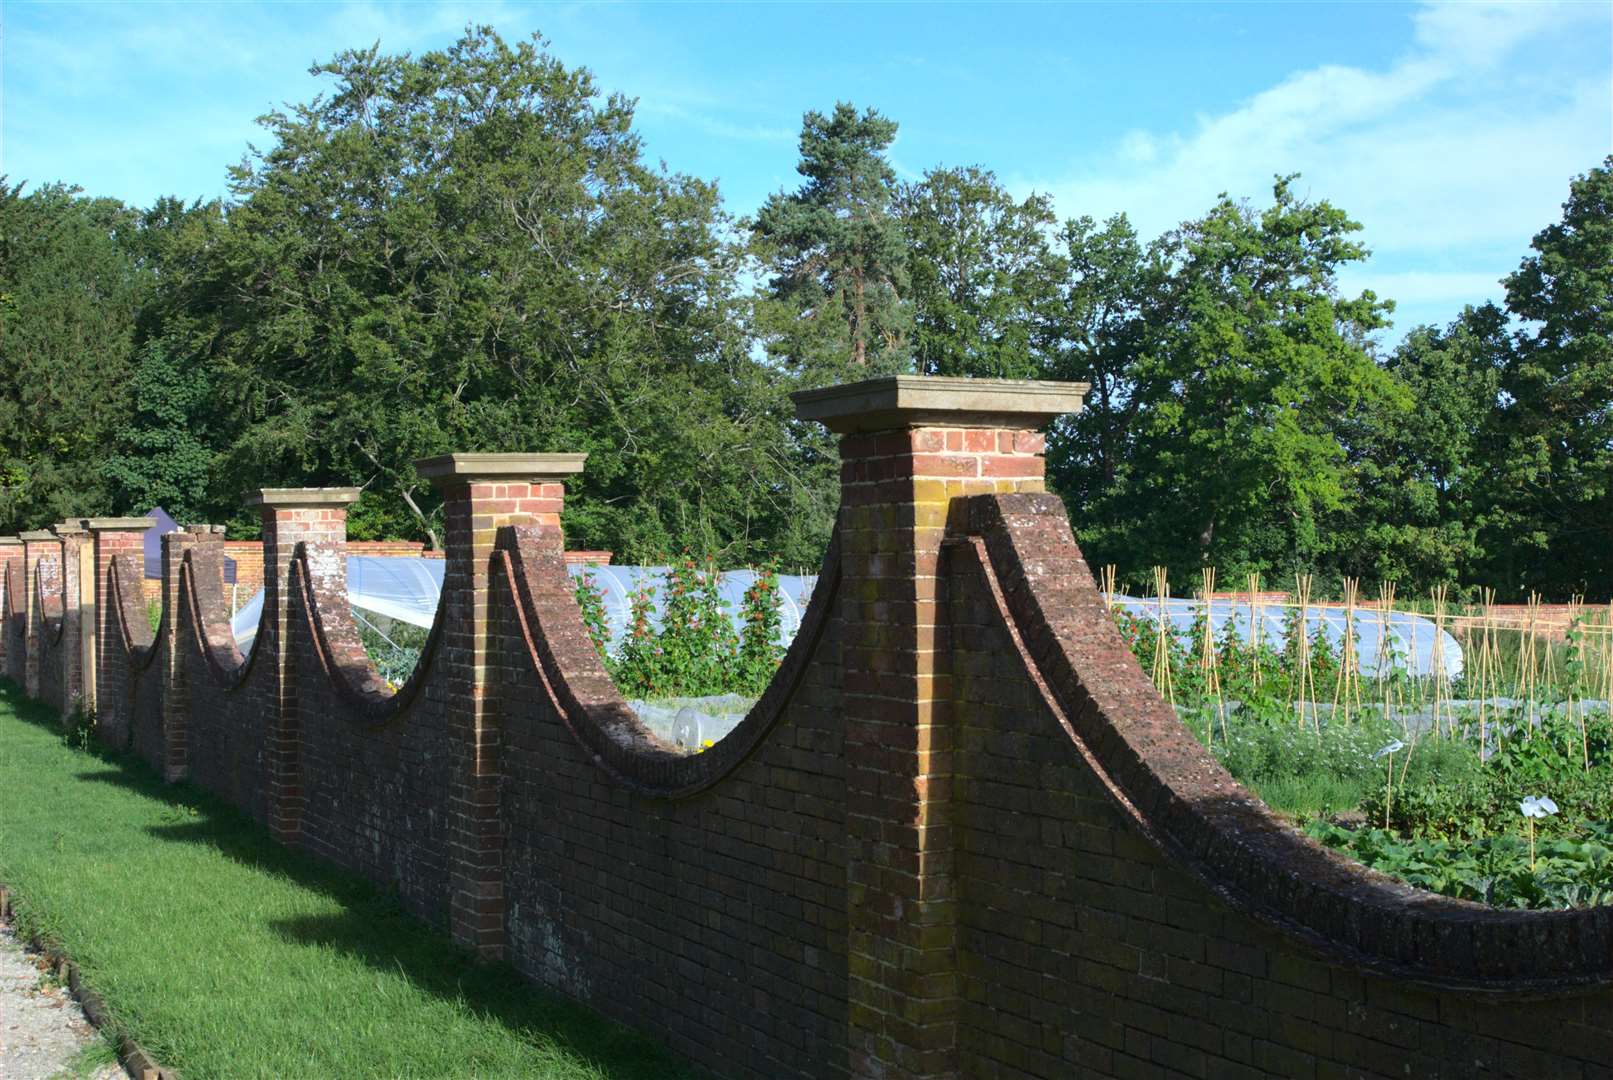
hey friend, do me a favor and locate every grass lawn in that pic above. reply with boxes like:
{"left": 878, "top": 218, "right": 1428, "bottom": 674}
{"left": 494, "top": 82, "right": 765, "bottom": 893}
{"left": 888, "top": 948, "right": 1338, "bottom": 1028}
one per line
{"left": 0, "top": 680, "right": 696, "bottom": 1079}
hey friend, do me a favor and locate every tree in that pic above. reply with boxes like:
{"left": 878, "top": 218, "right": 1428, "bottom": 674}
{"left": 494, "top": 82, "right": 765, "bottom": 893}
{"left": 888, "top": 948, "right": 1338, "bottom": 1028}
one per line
{"left": 751, "top": 103, "right": 910, "bottom": 380}
{"left": 896, "top": 166, "right": 1063, "bottom": 379}
{"left": 102, "top": 341, "right": 215, "bottom": 521}
{"left": 1331, "top": 305, "right": 1506, "bottom": 592}
{"left": 1043, "top": 213, "right": 1166, "bottom": 548}
{"left": 1482, "top": 157, "right": 1613, "bottom": 598}
{"left": 176, "top": 28, "right": 825, "bottom": 565}
{"left": 1079, "top": 178, "right": 1402, "bottom": 582}
{"left": 0, "top": 181, "right": 146, "bottom": 531}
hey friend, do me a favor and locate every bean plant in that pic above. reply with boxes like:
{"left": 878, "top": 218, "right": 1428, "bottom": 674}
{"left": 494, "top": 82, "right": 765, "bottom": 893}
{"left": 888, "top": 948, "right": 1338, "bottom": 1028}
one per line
{"left": 1109, "top": 599, "right": 1613, "bottom": 910}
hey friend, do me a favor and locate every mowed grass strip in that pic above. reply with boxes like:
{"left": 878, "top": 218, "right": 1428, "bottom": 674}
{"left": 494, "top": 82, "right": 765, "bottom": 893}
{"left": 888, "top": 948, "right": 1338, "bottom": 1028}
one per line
{"left": 0, "top": 682, "right": 695, "bottom": 1079}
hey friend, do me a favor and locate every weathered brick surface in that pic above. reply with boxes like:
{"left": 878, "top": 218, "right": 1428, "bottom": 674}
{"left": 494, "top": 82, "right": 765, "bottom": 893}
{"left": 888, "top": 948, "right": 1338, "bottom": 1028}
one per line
{"left": 33, "top": 526, "right": 87, "bottom": 719}
{"left": 0, "top": 540, "right": 21, "bottom": 681}
{"left": 492, "top": 522, "right": 848, "bottom": 1077}
{"left": 19, "top": 532, "right": 59, "bottom": 699}
{"left": 86, "top": 523, "right": 154, "bottom": 748}
{"left": 177, "top": 532, "right": 271, "bottom": 823}
{"left": 284, "top": 538, "right": 454, "bottom": 928}
{"left": 942, "top": 492, "right": 1613, "bottom": 1079}
{"left": 2, "top": 377, "right": 1609, "bottom": 1080}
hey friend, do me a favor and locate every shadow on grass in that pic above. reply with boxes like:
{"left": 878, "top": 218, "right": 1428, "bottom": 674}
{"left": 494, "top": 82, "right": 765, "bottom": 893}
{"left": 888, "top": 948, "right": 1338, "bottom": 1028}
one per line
{"left": 0, "top": 679, "right": 697, "bottom": 1080}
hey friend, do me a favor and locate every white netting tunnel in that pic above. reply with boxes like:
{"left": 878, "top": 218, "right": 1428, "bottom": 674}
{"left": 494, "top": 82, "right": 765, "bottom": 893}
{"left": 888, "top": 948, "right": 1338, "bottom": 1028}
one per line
{"left": 229, "top": 557, "right": 819, "bottom": 656}
{"left": 1106, "top": 595, "right": 1465, "bottom": 680}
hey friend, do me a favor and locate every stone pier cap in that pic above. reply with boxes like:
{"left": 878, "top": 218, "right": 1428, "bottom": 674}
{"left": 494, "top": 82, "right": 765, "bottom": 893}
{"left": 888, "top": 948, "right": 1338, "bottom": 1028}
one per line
{"left": 791, "top": 374, "right": 1089, "bottom": 433}
{"left": 414, "top": 453, "right": 588, "bottom": 487}
{"left": 80, "top": 518, "right": 158, "bottom": 532}
{"left": 244, "top": 488, "right": 363, "bottom": 509}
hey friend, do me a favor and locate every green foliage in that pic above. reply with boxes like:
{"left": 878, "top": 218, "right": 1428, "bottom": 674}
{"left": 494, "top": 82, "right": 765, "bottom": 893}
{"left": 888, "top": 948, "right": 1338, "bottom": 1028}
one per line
{"left": 641, "top": 555, "right": 739, "bottom": 698}
{"left": 103, "top": 341, "right": 214, "bottom": 521}
{"left": 1362, "top": 708, "right": 1613, "bottom": 840}
{"left": 1332, "top": 306, "right": 1505, "bottom": 588}
{"left": 1305, "top": 821, "right": 1613, "bottom": 910}
{"left": 174, "top": 28, "right": 824, "bottom": 565}
{"left": 1110, "top": 602, "right": 1613, "bottom": 907}
{"left": 3, "top": 43, "right": 1607, "bottom": 608}
{"left": 751, "top": 102, "right": 910, "bottom": 379}
{"left": 1483, "top": 156, "right": 1613, "bottom": 598}
{"left": 897, "top": 166, "right": 1063, "bottom": 379}
{"left": 354, "top": 617, "right": 430, "bottom": 687}
{"left": 736, "top": 565, "right": 785, "bottom": 695}
{"left": 572, "top": 572, "right": 611, "bottom": 659}
{"left": 603, "top": 560, "right": 785, "bottom": 702}
{"left": 611, "top": 576, "right": 662, "bottom": 698}
{"left": 1090, "top": 178, "right": 1403, "bottom": 580}
{"left": 0, "top": 180, "right": 146, "bottom": 531}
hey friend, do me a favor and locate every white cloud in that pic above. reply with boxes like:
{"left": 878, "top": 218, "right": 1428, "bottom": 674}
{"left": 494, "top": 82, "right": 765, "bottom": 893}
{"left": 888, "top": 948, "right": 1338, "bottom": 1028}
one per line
{"left": 1019, "top": 1, "right": 1611, "bottom": 334}
{"left": 637, "top": 101, "right": 795, "bottom": 144}
{"left": 1337, "top": 269, "right": 1506, "bottom": 306}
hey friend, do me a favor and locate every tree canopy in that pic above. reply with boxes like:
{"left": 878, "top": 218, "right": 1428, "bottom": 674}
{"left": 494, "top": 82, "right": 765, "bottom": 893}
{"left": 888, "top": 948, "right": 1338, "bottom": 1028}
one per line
{"left": 1, "top": 28, "right": 1607, "bottom": 601}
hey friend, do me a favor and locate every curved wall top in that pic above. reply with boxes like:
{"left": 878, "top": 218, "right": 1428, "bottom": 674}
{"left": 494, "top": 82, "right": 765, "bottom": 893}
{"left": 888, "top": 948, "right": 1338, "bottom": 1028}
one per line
{"left": 5, "top": 377, "right": 1609, "bottom": 1080}
{"left": 956, "top": 492, "right": 1613, "bottom": 990}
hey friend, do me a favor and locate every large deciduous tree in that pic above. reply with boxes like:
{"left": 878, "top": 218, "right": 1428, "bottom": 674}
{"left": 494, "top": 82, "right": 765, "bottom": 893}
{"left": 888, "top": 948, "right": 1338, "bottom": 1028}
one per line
{"left": 1331, "top": 305, "right": 1506, "bottom": 591}
{"left": 1482, "top": 157, "right": 1613, "bottom": 597}
{"left": 183, "top": 28, "right": 822, "bottom": 564}
{"left": 1076, "top": 178, "right": 1403, "bottom": 583}
{"left": 896, "top": 166, "right": 1063, "bottom": 380}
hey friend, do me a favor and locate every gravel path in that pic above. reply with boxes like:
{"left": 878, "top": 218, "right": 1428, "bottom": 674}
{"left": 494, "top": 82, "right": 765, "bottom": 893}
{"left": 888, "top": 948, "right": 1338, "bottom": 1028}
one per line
{"left": 0, "top": 916, "right": 124, "bottom": 1080}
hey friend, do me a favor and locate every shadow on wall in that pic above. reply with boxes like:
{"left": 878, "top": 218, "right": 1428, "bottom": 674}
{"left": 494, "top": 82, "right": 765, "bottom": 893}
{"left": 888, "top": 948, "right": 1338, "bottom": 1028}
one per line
{"left": 0, "top": 683, "right": 694, "bottom": 1078}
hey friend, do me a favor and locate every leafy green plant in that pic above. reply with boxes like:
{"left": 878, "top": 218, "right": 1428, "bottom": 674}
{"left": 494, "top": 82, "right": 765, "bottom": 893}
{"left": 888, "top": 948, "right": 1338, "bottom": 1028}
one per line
{"left": 572, "top": 571, "right": 610, "bottom": 659}
{"left": 611, "top": 576, "right": 661, "bottom": 698}
{"left": 736, "top": 565, "right": 784, "bottom": 695}
{"left": 652, "top": 554, "right": 739, "bottom": 698}
{"left": 354, "top": 616, "right": 429, "bottom": 687}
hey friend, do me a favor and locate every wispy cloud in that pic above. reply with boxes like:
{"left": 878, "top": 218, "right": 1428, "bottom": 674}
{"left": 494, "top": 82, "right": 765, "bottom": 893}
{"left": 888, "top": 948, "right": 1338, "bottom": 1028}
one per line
{"left": 1019, "top": 1, "right": 1611, "bottom": 333}
{"left": 637, "top": 101, "right": 795, "bottom": 144}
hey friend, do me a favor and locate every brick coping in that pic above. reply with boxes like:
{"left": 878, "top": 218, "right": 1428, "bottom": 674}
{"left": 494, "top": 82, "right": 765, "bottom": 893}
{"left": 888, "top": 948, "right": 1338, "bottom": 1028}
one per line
{"left": 492, "top": 523, "right": 842, "bottom": 799}
{"left": 288, "top": 543, "right": 443, "bottom": 723}
{"left": 961, "top": 492, "right": 1613, "bottom": 993}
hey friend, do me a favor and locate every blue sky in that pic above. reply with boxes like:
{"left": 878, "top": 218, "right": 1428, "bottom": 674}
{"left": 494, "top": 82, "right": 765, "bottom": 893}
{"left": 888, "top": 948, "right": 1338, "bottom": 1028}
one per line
{"left": 3, "top": 0, "right": 1609, "bottom": 338}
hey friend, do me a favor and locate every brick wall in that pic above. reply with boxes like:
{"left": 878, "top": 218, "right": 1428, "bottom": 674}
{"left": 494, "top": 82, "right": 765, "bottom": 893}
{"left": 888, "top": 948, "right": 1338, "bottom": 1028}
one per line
{"left": 2, "top": 376, "right": 1609, "bottom": 1080}
{"left": 1, "top": 545, "right": 25, "bottom": 685}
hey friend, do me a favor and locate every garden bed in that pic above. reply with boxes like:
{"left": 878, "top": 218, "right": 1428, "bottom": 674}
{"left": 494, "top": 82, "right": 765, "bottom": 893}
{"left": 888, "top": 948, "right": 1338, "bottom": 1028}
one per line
{"left": 1112, "top": 590, "right": 1613, "bottom": 910}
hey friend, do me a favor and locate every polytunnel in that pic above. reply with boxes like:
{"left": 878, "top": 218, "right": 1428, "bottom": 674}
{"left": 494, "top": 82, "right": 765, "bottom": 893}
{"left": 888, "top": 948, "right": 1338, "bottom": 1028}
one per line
{"left": 1106, "top": 595, "right": 1465, "bottom": 679}
{"left": 229, "top": 557, "right": 819, "bottom": 655}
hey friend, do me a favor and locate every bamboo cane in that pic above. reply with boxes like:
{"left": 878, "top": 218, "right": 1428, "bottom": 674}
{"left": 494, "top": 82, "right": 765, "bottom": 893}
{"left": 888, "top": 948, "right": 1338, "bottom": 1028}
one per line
{"left": 1293, "top": 574, "right": 1318, "bottom": 731}
{"left": 1151, "top": 566, "right": 1176, "bottom": 709}
{"left": 1332, "top": 578, "right": 1361, "bottom": 722}
{"left": 1247, "top": 572, "right": 1265, "bottom": 692}
{"left": 1430, "top": 585, "right": 1448, "bottom": 740}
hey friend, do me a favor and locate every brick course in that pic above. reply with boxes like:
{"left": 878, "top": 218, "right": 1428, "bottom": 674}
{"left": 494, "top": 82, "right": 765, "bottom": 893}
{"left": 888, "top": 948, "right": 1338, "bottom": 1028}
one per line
{"left": 1, "top": 376, "right": 1609, "bottom": 1080}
